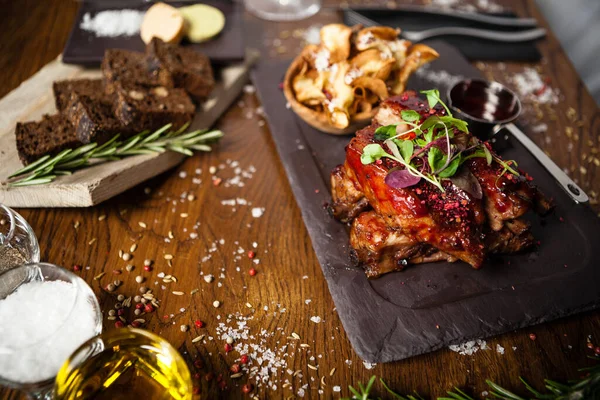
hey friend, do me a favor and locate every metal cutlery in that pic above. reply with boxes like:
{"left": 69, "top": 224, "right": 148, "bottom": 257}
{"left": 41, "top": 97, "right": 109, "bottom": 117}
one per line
{"left": 348, "top": 5, "right": 538, "bottom": 28}
{"left": 346, "top": 9, "right": 546, "bottom": 43}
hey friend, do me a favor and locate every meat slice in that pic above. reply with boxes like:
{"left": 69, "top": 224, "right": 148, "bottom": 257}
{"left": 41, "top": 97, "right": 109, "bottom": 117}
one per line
{"left": 346, "top": 100, "right": 489, "bottom": 268}
{"left": 329, "top": 163, "right": 370, "bottom": 223}
{"left": 466, "top": 157, "right": 548, "bottom": 231}
{"left": 330, "top": 91, "right": 552, "bottom": 277}
{"left": 350, "top": 211, "right": 456, "bottom": 278}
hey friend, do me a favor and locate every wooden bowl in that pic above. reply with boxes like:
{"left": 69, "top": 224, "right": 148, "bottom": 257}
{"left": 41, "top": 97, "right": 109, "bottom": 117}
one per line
{"left": 283, "top": 54, "right": 375, "bottom": 136}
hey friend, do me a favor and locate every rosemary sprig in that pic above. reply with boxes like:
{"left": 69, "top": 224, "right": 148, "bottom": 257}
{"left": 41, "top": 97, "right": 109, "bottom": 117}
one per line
{"left": 342, "top": 360, "right": 600, "bottom": 400}
{"left": 5, "top": 123, "right": 223, "bottom": 187}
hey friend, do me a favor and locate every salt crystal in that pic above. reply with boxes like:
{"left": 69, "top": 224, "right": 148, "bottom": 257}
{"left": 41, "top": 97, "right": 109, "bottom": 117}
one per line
{"left": 310, "top": 316, "right": 322, "bottom": 323}
{"left": 496, "top": 344, "right": 505, "bottom": 355}
{"left": 363, "top": 361, "right": 376, "bottom": 369}
{"left": 80, "top": 10, "right": 144, "bottom": 37}
{"left": 0, "top": 281, "right": 97, "bottom": 382}
{"left": 333, "top": 386, "right": 341, "bottom": 392}
{"left": 251, "top": 207, "right": 265, "bottom": 218}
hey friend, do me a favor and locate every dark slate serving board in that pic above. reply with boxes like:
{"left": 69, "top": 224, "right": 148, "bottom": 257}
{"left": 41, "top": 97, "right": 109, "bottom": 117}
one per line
{"left": 251, "top": 41, "right": 600, "bottom": 363}
{"left": 63, "top": 0, "right": 244, "bottom": 66}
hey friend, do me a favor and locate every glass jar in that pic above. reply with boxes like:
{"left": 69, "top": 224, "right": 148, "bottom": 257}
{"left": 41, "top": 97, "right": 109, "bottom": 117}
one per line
{"left": 244, "top": 0, "right": 321, "bottom": 21}
{"left": 0, "top": 204, "right": 40, "bottom": 272}
{"left": 0, "top": 262, "right": 102, "bottom": 399}
{"left": 54, "top": 328, "right": 193, "bottom": 400}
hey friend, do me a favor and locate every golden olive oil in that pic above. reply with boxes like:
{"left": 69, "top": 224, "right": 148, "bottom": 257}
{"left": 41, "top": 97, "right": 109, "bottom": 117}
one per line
{"left": 54, "top": 328, "right": 192, "bottom": 400}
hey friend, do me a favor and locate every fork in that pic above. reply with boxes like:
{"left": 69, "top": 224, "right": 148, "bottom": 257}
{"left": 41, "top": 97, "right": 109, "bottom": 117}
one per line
{"left": 346, "top": 10, "right": 547, "bottom": 43}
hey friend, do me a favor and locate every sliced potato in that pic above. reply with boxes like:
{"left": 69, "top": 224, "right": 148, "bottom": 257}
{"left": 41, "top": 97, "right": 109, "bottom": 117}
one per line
{"left": 355, "top": 26, "right": 400, "bottom": 51}
{"left": 180, "top": 4, "right": 226, "bottom": 43}
{"left": 141, "top": 2, "right": 185, "bottom": 44}
{"left": 320, "top": 24, "right": 353, "bottom": 64}
{"left": 391, "top": 44, "right": 439, "bottom": 94}
{"left": 351, "top": 76, "right": 389, "bottom": 101}
{"left": 350, "top": 49, "right": 395, "bottom": 81}
{"left": 325, "top": 62, "right": 354, "bottom": 129}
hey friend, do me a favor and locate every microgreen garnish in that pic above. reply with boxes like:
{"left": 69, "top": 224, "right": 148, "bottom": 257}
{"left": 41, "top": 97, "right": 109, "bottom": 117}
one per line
{"left": 361, "top": 89, "right": 519, "bottom": 193}
{"left": 5, "top": 123, "right": 223, "bottom": 187}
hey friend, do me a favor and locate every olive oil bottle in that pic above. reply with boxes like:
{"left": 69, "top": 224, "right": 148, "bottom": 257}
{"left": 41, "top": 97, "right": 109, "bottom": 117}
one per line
{"left": 54, "top": 328, "right": 192, "bottom": 400}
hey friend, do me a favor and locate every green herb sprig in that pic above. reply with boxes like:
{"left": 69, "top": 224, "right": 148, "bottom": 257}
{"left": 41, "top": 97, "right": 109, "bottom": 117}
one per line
{"left": 343, "top": 359, "right": 600, "bottom": 400}
{"left": 5, "top": 123, "right": 223, "bottom": 187}
{"left": 361, "top": 89, "right": 518, "bottom": 192}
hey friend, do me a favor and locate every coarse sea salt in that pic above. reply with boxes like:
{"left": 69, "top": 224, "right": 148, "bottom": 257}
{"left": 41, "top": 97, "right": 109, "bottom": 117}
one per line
{"left": 80, "top": 10, "right": 144, "bottom": 37}
{"left": 251, "top": 207, "right": 265, "bottom": 218}
{"left": 0, "top": 281, "right": 97, "bottom": 383}
{"left": 448, "top": 339, "right": 489, "bottom": 355}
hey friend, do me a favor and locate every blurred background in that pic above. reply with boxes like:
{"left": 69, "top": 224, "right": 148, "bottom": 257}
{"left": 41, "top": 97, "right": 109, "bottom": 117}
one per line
{"left": 535, "top": 0, "right": 600, "bottom": 105}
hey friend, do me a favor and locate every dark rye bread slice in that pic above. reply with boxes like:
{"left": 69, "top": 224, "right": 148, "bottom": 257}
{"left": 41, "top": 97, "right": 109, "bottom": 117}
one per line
{"left": 146, "top": 38, "right": 215, "bottom": 102}
{"left": 15, "top": 115, "right": 82, "bottom": 165}
{"left": 102, "top": 49, "right": 173, "bottom": 95}
{"left": 113, "top": 83, "right": 195, "bottom": 133}
{"left": 65, "top": 94, "right": 133, "bottom": 144}
{"left": 52, "top": 79, "right": 106, "bottom": 112}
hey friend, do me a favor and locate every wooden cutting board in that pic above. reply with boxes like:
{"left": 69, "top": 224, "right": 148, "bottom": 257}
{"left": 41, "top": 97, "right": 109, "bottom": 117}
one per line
{"left": 0, "top": 54, "right": 256, "bottom": 208}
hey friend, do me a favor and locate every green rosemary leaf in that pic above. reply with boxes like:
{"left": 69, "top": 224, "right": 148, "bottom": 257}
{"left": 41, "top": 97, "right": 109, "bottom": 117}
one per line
{"left": 380, "top": 378, "right": 410, "bottom": 399}
{"left": 347, "top": 385, "right": 362, "bottom": 398}
{"left": 445, "top": 387, "right": 475, "bottom": 400}
{"left": 189, "top": 144, "right": 212, "bottom": 152}
{"left": 167, "top": 145, "right": 194, "bottom": 156}
{"left": 165, "top": 122, "right": 188, "bottom": 137}
{"left": 32, "top": 149, "right": 72, "bottom": 173}
{"left": 140, "top": 124, "right": 172, "bottom": 144}
{"left": 143, "top": 146, "right": 167, "bottom": 153}
{"left": 92, "top": 147, "right": 119, "bottom": 158}
{"left": 58, "top": 158, "right": 89, "bottom": 170}
{"left": 53, "top": 170, "right": 73, "bottom": 176}
{"left": 10, "top": 176, "right": 57, "bottom": 186}
{"left": 58, "top": 143, "right": 98, "bottom": 164}
{"left": 116, "top": 136, "right": 143, "bottom": 154}
{"left": 486, "top": 379, "right": 527, "bottom": 400}
{"left": 91, "top": 134, "right": 120, "bottom": 154}
{"left": 120, "top": 149, "right": 161, "bottom": 156}
{"left": 7, "top": 155, "right": 51, "bottom": 178}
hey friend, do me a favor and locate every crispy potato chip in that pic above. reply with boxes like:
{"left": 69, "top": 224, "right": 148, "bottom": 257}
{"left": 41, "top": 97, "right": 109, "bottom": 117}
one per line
{"left": 391, "top": 44, "right": 439, "bottom": 94}
{"left": 320, "top": 24, "right": 353, "bottom": 64}
{"left": 351, "top": 76, "right": 389, "bottom": 100}
{"left": 293, "top": 63, "right": 326, "bottom": 105}
{"left": 354, "top": 100, "right": 373, "bottom": 119}
{"left": 350, "top": 49, "right": 395, "bottom": 81}
{"left": 355, "top": 26, "right": 400, "bottom": 51}
{"left": 388, "top": 39, "right": 410, "bottom": 70}
{"left": 325, "top": 61, "right": 354, "bottom": 128}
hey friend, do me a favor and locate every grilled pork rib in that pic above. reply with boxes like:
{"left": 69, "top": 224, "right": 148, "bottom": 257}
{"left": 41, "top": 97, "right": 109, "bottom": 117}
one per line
{"left": 330, "top": 91, "right": 551, "bottom": 277}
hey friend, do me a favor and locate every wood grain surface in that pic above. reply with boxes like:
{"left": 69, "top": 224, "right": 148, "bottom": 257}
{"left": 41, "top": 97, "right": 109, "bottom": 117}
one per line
{"left": 0, "top": 0, "right": 599, "bottom": 399}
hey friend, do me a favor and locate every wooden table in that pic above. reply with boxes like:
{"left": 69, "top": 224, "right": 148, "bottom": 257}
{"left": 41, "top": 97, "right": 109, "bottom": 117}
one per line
{"left": 1, "top": 0, "right": 599, "bottom": 398}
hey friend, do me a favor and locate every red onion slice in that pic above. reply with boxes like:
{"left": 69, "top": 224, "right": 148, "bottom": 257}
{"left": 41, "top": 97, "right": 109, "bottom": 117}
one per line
{"left": 385, "top": 169, "right": 421, "bottom": 189}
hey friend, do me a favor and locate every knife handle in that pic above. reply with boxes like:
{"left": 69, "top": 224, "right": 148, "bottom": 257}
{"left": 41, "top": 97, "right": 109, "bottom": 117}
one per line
{"left": 402, "top": 27, "right": 547, "bottom": 43}
{"left": 504, "top": 123, "right": 589, "bottom": 204}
